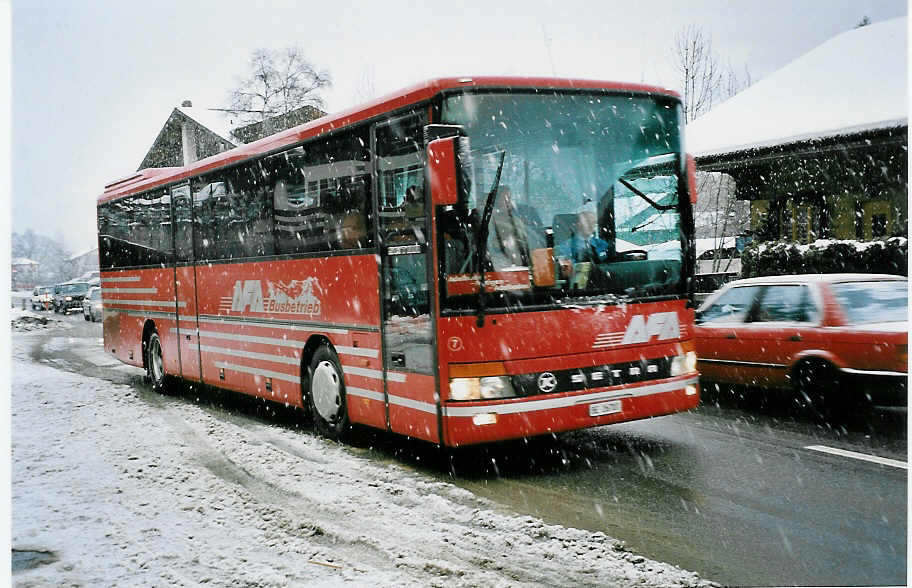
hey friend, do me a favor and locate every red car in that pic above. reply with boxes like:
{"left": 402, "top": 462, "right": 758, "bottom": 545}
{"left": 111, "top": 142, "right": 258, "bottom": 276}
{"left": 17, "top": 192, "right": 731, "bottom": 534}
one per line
{"left": 695, "top": 274, "right": 907, "bottom": 407}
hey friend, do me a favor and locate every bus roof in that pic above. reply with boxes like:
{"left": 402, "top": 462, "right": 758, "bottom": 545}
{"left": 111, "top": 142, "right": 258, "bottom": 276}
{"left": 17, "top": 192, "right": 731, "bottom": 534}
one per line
{"left": 99, "top": 76, "right": 680, "bottom": 205}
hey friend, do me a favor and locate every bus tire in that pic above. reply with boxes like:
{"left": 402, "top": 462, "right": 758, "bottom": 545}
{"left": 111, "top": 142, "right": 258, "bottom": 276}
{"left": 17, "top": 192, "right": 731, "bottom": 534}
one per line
{"left": 146, "top": 330, "right": 170, "bottom": 394}
{"left": 307, "top": 344, "right": 349, "bottom": 441}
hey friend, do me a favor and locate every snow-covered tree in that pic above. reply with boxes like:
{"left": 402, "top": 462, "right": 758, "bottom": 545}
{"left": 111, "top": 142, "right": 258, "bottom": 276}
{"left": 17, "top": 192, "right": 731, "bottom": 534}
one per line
{"left": 11, "top": 230, "right": 74, "bottom": 284}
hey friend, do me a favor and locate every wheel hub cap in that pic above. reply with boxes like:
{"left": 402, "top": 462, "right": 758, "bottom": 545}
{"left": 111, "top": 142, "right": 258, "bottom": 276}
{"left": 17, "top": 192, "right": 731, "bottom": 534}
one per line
{"left": 150, "top": 339, "right": 163, "bottom": 382}
{"left": 312, "top": 360, "right": 341, "bottom": 422}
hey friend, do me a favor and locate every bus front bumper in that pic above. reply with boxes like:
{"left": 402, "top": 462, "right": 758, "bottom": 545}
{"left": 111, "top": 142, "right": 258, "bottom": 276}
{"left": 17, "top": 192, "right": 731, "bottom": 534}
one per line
{"left": 442, "top": 375, "right": 700, "bottom": 447}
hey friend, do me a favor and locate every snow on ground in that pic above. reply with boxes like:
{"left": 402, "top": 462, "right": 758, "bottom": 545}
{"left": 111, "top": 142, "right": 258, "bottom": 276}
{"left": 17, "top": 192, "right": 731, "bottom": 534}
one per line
{"left": 11, "top": 326, "right": 713, "bottom": 587}
{"left": 10, "top": 308, "right": 74, "bottom": 333}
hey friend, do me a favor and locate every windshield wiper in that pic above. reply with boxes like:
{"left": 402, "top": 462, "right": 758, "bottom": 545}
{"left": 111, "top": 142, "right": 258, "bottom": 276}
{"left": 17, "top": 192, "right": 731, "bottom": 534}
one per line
{"left": 472, "top": 150, "right": 506, "bottom": 327}
{"left": 618, "top": 177, "right": 677, "bottom": 211}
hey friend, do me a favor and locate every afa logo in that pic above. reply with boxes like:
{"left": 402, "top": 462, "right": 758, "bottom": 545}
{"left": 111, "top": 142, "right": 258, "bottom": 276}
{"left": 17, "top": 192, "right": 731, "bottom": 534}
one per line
{"left": 231, "top": 278, "right": 322, "bottom": 315}
{"left": 621, "top": 312, "right": 679, "bottom": 345}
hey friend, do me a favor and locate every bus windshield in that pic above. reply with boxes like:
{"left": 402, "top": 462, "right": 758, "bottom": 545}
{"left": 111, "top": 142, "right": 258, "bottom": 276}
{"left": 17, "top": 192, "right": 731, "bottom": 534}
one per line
{"left": 437, "top": 91, "right": 687, "bottom": 313}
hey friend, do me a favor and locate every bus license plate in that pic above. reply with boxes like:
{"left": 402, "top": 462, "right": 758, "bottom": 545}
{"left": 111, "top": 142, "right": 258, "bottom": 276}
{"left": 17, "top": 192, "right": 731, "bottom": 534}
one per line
{"left": 589, "top": 400, "right": 622, "bottom": 417}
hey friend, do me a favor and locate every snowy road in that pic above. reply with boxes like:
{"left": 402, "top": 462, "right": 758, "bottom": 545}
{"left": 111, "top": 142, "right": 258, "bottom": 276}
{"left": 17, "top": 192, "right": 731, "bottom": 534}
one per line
{"left": 11, "top": 312, "right": 711, "bottom": 587}
{"left": 12, "top": 310, "right": 906, "bottom": 586}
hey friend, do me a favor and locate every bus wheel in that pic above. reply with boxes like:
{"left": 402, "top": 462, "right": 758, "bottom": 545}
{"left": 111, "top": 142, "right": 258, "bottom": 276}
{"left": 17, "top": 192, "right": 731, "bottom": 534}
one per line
{"left": 146, "top": 331, "right": 169, "bottom": 394}
{"left": 307, "top": 344, "right": 349, "bottom": 440}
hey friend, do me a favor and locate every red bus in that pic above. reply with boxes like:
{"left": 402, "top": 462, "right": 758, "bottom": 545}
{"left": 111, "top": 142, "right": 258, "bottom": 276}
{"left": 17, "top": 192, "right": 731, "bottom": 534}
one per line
{"left": 98, "top": 77, "right": 700, "bottom": 446}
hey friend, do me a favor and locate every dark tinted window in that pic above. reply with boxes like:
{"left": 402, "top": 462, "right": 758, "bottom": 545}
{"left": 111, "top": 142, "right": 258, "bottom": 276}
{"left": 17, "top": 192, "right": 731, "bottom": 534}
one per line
{"left": 376, "top": 113, "right": 426, "bottom": 240}
{"left": 100, "top": 126, "right": 374, "bottom": 267}
{"left": 57, "top": 283, "right": 89, "bottom": 294}
{"left": 268, "top": 127, "right": 373, "bottom": 254}
{"left": 172, "top": 184, "right": 193, "bottom": 263}
{"left": 98, "top": 188, "right": 173, "bottom": 268}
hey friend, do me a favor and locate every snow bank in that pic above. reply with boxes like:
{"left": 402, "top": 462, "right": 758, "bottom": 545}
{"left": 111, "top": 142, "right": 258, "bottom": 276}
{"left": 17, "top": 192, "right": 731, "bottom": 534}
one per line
{"left": 11, "top": 333, "right": 713, "bottom": 587}
{"left": 756, "top": 236, "right": 907, "bottom": 255}
{"left": 10, "top": 308, "right": 72, "bottom": 332}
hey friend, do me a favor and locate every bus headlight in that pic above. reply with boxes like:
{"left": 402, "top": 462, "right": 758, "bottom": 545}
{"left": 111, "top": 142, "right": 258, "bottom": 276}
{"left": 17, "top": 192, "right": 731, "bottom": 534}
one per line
{"left": 670, "top": 351, "right": 698, "bottom": 376}
{"left": 449, "top": 378, "right": 479, "bottom": 401}
{"left": 480, "top": 376, "right": 514, "bottom": 399}
{"left": 449, "top": 376, "right": 515, "bottom": 400}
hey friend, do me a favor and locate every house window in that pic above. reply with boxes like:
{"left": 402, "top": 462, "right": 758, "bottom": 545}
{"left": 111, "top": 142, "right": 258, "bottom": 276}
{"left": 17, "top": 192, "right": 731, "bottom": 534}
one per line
{"left": 796, "top": 205, "right": 808, "bottom": 242}
{"left": 872, "top": 213, "right": 887, "bottom": 238}
{"left": 854, "top": 201, "right": 864, "bottom": 239}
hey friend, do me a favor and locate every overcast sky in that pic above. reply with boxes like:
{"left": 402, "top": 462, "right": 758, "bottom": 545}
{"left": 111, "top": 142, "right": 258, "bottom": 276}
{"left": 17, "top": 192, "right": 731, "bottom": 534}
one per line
{"left": 10, "top": 0, "right": 907, "bottom": 255}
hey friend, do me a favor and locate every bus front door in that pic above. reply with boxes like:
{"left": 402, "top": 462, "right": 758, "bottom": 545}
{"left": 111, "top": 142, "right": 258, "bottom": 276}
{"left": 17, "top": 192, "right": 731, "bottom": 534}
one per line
{"left": 374, "top": 114, "right": 439, "bottom": 443}
{"left": 171, "top": 183, "right": 202, "bottom": 382}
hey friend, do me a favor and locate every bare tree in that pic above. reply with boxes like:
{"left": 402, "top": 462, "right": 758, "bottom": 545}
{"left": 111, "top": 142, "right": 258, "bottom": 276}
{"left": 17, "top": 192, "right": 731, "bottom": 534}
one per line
{"left": 672, "top": 25, "right": 722, "bottom": 122}
{"left": 12, "top": 229, "right": 75, "bottom": 284}
{"left": 672, "top": 26, "right": 752, "bottom": 274}
{"left": 226, "top": 46, "right": 331, "bottom": 125}
{"left": 694, "top": 173, "right": 750, "bottom": 273}
{"left": 353, "top": 66, "right": 377, "bottom": 104}
{"left": 671, "top": 26, "right": 753, "bottom": 122}
{"left": 720, "top": 61, "right": 752, "bottom": 102}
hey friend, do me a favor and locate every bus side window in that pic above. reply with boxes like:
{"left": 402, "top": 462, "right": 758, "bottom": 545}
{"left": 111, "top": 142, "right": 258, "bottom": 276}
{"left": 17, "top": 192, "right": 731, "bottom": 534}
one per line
{"left": 376, "top": 113, "right": 425, "bottom": 243}
{"left": 171, "top": 185, "right": 193, "bottom": 263}
{"left": 270, "top": 127, "right": 372, "bottom": 255}
{"left": 190, "top": 179, "right": 216, "bottom": 261}
{"left": 224, "top": 162, "right": 276, "bottom": 259}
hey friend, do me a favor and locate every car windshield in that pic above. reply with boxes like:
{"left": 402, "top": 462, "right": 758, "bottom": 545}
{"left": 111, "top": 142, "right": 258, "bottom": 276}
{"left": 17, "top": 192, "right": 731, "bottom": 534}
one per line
{"left": 830, "top": 280, "right": 908, "bottom": 324}
{"left": 61, "top": 283, "right": 89, "bottom": 294}
{"left": 437, "top": 91, "right": 686, "bottom": 313}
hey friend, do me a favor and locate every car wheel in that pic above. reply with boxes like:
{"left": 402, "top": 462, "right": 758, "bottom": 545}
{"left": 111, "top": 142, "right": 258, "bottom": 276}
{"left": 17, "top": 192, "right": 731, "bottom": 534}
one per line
{"left": 146, "top": 331, "right": 170, "bottom": 394}
{"left": 307, "top": 344, "right": 349, "bottom": 441}
{"left": 84, "top": 311, "right": 90, "bottom": 321}
{"left": 792, "top": 359, "right": 845, "bottom": 417}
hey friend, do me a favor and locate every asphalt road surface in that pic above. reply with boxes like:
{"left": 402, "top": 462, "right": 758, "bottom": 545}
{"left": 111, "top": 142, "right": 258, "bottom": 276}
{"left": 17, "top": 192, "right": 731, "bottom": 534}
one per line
{"left": 32, "top": 312, "right": 908, "bottom": 587}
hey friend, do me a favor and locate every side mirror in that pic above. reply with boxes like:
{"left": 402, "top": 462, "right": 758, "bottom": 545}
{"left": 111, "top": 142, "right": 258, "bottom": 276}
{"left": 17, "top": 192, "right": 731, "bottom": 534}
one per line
{"left": 686, "top": 154, "right": 698, "bottom": 205}
{"left": 427, "top": 137, "right": 459, "bottom": 206}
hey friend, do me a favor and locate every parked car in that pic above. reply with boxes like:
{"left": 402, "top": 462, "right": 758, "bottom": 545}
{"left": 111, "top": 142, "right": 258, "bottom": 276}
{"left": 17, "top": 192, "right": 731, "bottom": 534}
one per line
{"left": 53, "top": 282, "right": 91, "bottom": 314}
{"left": 30, "top": 286, "right": 53, "bottom": 310}
{"left": 82, "top": 286, "right": 102, "bottom": 322}
{"left": 694, "top": 273, "right": 907, "bottom": 408}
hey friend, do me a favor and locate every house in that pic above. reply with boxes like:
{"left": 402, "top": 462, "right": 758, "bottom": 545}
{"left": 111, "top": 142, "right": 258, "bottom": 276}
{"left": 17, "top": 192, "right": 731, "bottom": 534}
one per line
{"left": 686, "top": 17, "right": 907, "bottom": 244}
{"left": 68, "top": 248, "right": 99, "bottom": 281}
{"left": 138, "top": 102, "right": 326, "bottom": 170}
{"left": 231, "top": 105, "right": 325, "bottom": 144}
{"left": 138, "top": 101, "right": 238, "bottom": 170}
{"left": 11, "top": 257, "right": 39, "bottom": 290}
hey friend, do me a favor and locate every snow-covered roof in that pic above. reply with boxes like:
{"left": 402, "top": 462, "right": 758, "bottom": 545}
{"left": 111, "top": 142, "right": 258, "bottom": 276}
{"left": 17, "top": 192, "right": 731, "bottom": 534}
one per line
{"left": 175, "top": 106, "right": 238, "bottom": 145}
{"left": 68, "top": 248, "right": 98, "bottom": 261}
{"left": 695, "top": 237, "right": 736, "bottom": 255}
{"left": 687, "top": 17, "right": 908, "bottom": 157}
